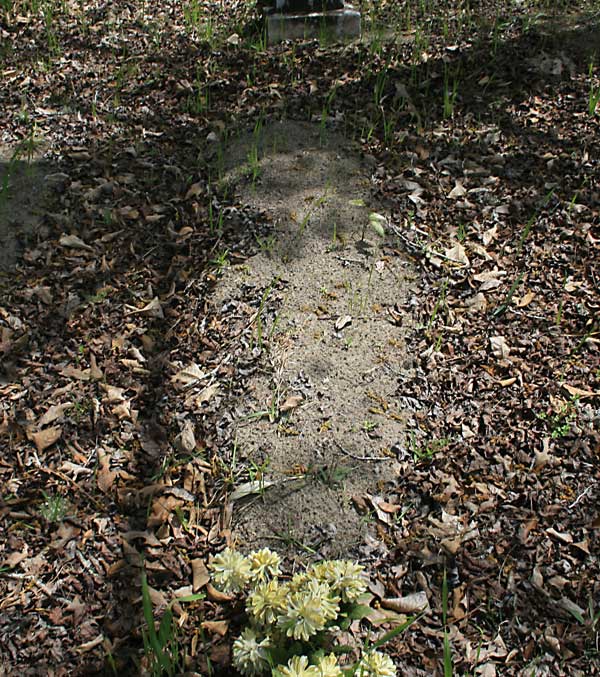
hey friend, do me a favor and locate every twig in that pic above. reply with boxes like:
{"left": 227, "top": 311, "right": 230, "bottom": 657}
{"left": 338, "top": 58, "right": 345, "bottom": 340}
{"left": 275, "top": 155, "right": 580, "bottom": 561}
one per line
{"left": 333, "top": 440, "right": 391, "bottom": 462}
{"left": 568, "top": 485, "right": 593, "bottom": 509}
{"left": 37, "top": 466, "right": 105, "bottom": 510}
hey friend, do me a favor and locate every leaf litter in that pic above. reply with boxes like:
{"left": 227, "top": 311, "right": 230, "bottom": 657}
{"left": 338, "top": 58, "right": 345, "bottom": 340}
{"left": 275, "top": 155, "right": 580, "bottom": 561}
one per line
{"left": 0, "top": 0, "right": 598, "bottom": 674}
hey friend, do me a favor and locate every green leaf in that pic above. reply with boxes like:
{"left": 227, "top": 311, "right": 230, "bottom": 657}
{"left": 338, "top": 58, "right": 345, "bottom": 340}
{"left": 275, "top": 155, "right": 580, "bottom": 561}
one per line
{"left": 443, "top": 632, "right": 453, "bottom": 677}
{"left": 331, "top": 644, "right": 354, "bottom": 655}
{"left": 172, "top": 592, "right": 205, "bottom": 604}
{"left": 349, "top": 198, "right": 366, "bottom": 207}
{"left": 346, "top": 604, "right": 373, "bottom": 620}
{"left": 141, "top": 571, "right": 169, "bottom": 671}
{"left": 338, "top": 617, "right": 352, "bottom": 631}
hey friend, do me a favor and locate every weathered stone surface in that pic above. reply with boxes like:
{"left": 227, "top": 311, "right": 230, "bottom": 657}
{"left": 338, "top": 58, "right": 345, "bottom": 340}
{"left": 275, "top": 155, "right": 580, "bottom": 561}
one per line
{"left": 260, "top": 0, "right": 345, "bottom": 13}
{"left": 266, "top": 5, "right": 360, "bottom": 44}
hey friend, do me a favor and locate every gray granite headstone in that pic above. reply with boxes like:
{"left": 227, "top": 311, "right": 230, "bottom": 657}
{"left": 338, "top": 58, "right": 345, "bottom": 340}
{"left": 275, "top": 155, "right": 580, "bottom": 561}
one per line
{"left": 263, "top": 0, "right": 361, "bottom": 45}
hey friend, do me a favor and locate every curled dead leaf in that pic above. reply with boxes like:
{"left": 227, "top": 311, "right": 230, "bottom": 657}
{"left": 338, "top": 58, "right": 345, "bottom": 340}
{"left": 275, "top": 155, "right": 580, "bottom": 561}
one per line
{"left": 39, "top": 403, "right": 73, "bottom": 427}
{"left": 97, "top": 450, "right": 117, "bottom": 493}
{"left": 448, "top": 181, "right": 467, "bottom": 198}
{"left": 206, "top": 583, "right": 234, "bottom": 602}
{"left": 334, "top": 315, "right": 352, "bottom": 331}
{"left": 381, "top": 591, "right": 429, "bottom": 613}
{"left": 192, "top": 559, "right": 210, "bottom": 592}
{"left": 172, "top": 363, "right": 206, "bottom": 387}
{"left": 201, "top": 620, "right": 229, "bottom": 636}
{"left": 445, "top": 242, "right": 470, "bottom": 267}
{"left": 490, "top": 335, "right": 510, "bottom": 360}
{"left": 562, "top": 383, "right": 598, "bottom": 399}
{"left": 280, "top": 395, "right": 303, "bottom": 412}
{"left": 59, "top": 233, "right": 94, "bottom": 252}
{"left": 28, "top": 426, "right": 62, "bottom": 452}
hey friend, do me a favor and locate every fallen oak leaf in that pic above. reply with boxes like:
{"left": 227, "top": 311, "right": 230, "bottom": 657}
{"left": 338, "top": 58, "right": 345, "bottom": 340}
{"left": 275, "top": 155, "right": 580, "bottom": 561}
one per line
{"left": 444, "top": 242, "right": 470, "bottom": 267}
{"left": 39, "top": 403, "right": 73, "bottom": 427}
{"left": 124, "top": 297, "right": 164, "bottom": 318}
{"left": 60, "top": 365, "right": 92, "bottom": 381}
{"left": 280, "top": 395, "right": 303, "bottom": 412}
{"left": 206, "top": 583, "right": 235, "bottom": 602}
{"left": 172, "top": 362, "right": 207, "bottom": 387}
{"left": 192, "top": 559, "right": 210, "bottom": 592}
{"left": 59, "top": 233, "right": 94, "bottom": 252}
{"left": 97, "top": 449, "right": 117, "bottom": 493}
{"left": 27, "top": 426, "right": 62, "bottom": 452}
{"left": 201, "top": 620, "right": 229, "bottom": 637}
{"left": 562, "top": 383, "right": 599, "bottom": 399}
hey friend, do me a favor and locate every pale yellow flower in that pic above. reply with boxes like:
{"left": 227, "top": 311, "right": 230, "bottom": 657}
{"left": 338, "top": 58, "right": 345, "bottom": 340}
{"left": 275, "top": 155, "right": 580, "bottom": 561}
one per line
{"left": 316, "top": 653, "right": 343, "bottom": 677}
{"left": 277, "top": 581, "right": 339, "bottom": 641}
{"left": 248, "top": 547, "right": 281, "bottom": 583}
{"left": 308, "top": 561, "right": 337, "bottom": 583}
{"left": 247, "top": 579, "right": 288, "bottom": 626}
{"left": 276, "top": 655, "right": 320, "bottom": 677}
{"left": 232, "top": 627, "right": 271, "bottom": 676}
{"left": 302, "top": 579, "right": 340, "bottom": 621}
{"left": 354, "top": 650, "right": 396, "bottom": 677}
{"left": 209, "top": 547, "right": 251, "bottom": 594}
{"left": 310, "top": 560, "right": 367, "bottom": 603}
{"left": 288, "top": 571, "right": 309, "bottom": 592}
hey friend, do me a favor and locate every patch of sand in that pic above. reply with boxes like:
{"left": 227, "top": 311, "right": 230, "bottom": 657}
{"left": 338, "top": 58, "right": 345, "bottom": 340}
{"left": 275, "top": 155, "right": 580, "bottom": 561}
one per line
{"left": 213, "top": 120, "right": 417, "bottom": 560}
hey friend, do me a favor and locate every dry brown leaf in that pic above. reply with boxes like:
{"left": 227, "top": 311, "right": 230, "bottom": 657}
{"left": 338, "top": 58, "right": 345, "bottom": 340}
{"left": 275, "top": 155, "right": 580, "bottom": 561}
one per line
{"left": 195, "top": 382, "right": 219, "bottom": 406}
{"left": 448, "top": 181, "right": 467, "bottom": 198}
{"left": 445, "top": 242, "right": 470, "bottom": 267}
{"left": 76, "top": 634, "right": 105, "bottom": 653}
{"left": 463, "top": 292, "right": 487, "bottom": 313}
{"left": 206, "top": 583, "right": 235, "bottom": 602}
{"left": 482, "top": 224, "right": 498, "bottom": 245}
{"left": 89, "top": 353, "right": 103, "bottom": 380}
{"left": 101, "top": 384, "right": 126, "bottom": 403}
{"left": 125, "top": 297, "right": 163, "bottom": 318}
{"left": 60, "top": 365, "right": 92, "bottom": 380}
{"left": 39, "top": 403, "right": 73, "bottom": 427}
{"left": 28, "top": 426, "right": 62, "bottom": 452}
{"left": 59, "top": 233, "right": 94, "bottom": 251}
{"left": 4, "top": 549, "right": 29, "bottom": 568}
{"left": 546, "top": 527, "right": 573, "bottom": 544}
{"left": 562, "top": 383, "right": 598, "bottom": 398}
{"left": 147, "top": 495, "right": 184, "bottom": 527}
{"left": 516, "top": 291, "right": 536, "bottom": 307}
{"left": 97, "top": 450, "right": 117, "bottom": 493}
{"left": 381, "top": 591, "right": 430, "bottom": 613}
{"left": 112, "top": 401, "right": 131, "bottom": 420}
{"left": 280, "top": 395, "right": 303, "bottom": 412}
{"left": 192, "top": 559, "right": 210, "bottom": 592}
{"left": 172, "top": 363, "right": 206, "bottom": 387}
{"left": 490, "top": 335, "right": 510, "bottom": 360}
{"left": 201, "top": 620, "right": 229, "bottom": 636}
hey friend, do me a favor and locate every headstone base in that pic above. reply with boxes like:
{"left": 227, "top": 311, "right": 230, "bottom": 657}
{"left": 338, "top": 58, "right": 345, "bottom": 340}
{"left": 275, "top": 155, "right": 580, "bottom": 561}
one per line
{"left": 266, "top": 6, "right": 360, "bottom": 45}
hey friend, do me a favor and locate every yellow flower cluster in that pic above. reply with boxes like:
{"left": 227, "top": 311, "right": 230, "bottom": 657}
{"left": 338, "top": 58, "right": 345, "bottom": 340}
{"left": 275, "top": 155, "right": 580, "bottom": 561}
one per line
{"left": 209, "top": 547, "right": 395, "bottom": 677}
{"left": 210, "top": 546, "right": 281, "bottom": 594}
{"left": 354, "top": 650, "right": 396, "bottom": 677}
